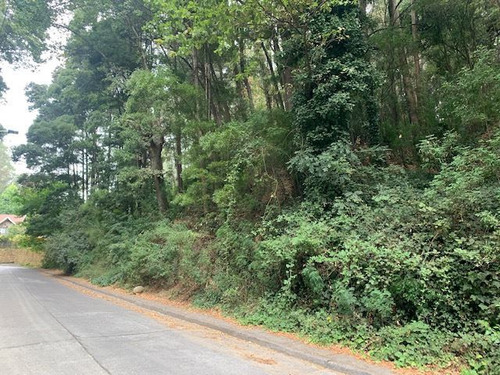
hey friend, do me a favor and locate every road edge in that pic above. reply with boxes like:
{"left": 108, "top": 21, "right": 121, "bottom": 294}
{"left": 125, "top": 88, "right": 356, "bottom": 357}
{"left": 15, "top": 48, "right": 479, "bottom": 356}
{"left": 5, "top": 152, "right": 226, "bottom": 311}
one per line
{"left": 44, "top": 270, "right": 394, "bottom": 375}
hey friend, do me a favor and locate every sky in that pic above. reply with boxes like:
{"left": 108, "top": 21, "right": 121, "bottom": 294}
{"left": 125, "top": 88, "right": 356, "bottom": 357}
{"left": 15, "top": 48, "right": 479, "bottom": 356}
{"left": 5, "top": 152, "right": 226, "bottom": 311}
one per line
{"left": 0, "top": 54, "right": 63, "bottom": 174}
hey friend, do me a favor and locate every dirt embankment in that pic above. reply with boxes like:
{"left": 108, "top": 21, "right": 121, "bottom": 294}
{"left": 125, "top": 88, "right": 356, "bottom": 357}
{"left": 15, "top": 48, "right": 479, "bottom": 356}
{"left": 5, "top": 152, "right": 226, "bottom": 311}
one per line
{"left": 0, "top": 247, "right": 43, "bottom": 267}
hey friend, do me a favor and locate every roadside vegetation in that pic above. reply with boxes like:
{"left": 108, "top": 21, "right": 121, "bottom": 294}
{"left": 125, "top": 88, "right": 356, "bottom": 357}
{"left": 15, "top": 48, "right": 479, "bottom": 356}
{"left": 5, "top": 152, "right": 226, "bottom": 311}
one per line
{"left": 0, "top": 0, "right": 499, "bottom": 373}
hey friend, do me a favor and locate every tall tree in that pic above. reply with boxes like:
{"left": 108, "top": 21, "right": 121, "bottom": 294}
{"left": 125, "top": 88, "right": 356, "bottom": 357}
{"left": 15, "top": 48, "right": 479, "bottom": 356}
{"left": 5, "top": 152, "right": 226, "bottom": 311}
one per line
{"left": 278, "top": 0, "right": 378, "bottom": 151}
{"left": 0, "top": 0, "right": 54, "bottom": 97}
{"left": 122, "top": 69, "right": 177, "bottom": 214}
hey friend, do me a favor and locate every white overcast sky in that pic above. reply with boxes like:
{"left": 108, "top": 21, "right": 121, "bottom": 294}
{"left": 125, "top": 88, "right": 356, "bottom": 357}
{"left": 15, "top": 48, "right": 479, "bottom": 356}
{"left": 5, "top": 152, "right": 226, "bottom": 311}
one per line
{"left": 0, "top": 59, "right": 60, "bottom": 174}
{"left": 0, "top": 22, "right": 69, "bottom": 175}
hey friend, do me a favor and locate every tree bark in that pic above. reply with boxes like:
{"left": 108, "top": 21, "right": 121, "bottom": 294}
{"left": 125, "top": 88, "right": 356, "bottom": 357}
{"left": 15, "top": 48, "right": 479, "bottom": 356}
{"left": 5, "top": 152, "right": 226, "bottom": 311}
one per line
{"left": 409, "top": 0, "right": 422, "bottom": 115}
{"left": 239, "top": 37, "right": 254, "bottom": 111}
{"left": 261, "top": 42, "right": 285, "bottom": 110}
{"left": 259, "top": 59, "right": 273, "bottom": 110}
{"left": 193, "top": 47, "right": 200, "bottom": 120}
{"left": 175, "top": 130, "right": 183, "bottom": 193}
{"left": 359, "top": 0, "right": 367, "bottom": 19}
{"left": 192, "top": 47, "right": 208, "bottom": 214}
{"left": 149, "top": 137, "right": 168, "bottom": 215}
{"left": 410, "top": 0, "right": 420, "bottom": 81}
{"left": 282, "top": 66, "right": 293, "bottom": 111}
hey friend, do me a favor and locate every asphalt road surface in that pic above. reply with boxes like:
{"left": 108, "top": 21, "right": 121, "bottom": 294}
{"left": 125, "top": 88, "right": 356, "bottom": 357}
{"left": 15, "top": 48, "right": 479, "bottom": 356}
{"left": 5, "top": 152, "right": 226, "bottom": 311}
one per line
{"left": 0, "top": 264, "right": 341, "bottom": 375}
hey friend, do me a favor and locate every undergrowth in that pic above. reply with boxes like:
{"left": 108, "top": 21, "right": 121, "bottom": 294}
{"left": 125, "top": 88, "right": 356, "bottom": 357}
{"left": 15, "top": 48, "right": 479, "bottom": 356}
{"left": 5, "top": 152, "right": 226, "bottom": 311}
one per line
{"left": 40, "top": 131, "right": 500, "bottom": 374}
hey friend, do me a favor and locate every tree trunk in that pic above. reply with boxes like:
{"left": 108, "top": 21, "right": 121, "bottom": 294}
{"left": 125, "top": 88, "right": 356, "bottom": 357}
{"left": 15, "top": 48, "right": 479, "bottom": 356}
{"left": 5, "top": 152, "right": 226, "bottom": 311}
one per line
{"left": 272, "top": 33, "right": 293, "bottom": 111}
{"left": 204, "top": 45, "right": 212, "bottom": 121}
{"left": 149, "top": 137, "right": 168, "bottom": 214}
{"left": 388, "top": 58, "right": 401, "bottom": 127}
{"left": 410, "top": 0, "right": 420, "bottom": 81}
{"left": 209, "top": 59, "right": 229, "bottom": 123}
{"left": 239, "top": 37, "right": 254, "bottom": 111}
{"left": 261, "top": 42, "right": 285, "bottom": 110}
{"left": 175, "top": 130, "right": 183, "bottom": 193}
{"left": 259, "top": 59, "right": 273, "bottom": 110}
{"left": 193, "top": 47, "right": 200, "bottom": 120}
{"left": 389, "top": 0, "right": 419, "bottom": 125}
{"left": 359, "top": 0, "right": 367, "bottom": 19}
{"left": 282, "top": 66, "right": 293, "bottom": 111}
{"left": 193, "top": 47, "right": 208, "bottom": 214}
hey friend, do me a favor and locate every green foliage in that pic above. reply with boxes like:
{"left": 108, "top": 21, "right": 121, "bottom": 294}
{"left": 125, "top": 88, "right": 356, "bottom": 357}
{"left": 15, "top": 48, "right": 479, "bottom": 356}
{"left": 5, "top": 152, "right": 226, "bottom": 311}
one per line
{"left": 180, "top": 110, "right": 295, "bottom": 220}
{"left": 13, "top": 115, "right": 79, "bottom": 173}
{"left": 17, "top": 179, "right": 81, "bottom": 237}
{"left": 418, "top": 0, "right": 499, "bottom": 75}
{"left": 35, "top": 122, "right": 500, "bottom": 371}
{"left": 418, "top": 131, "right": 462, "bottom": 171}
{"left": 0, "top": 184, "right": 22, "bottom": 214}
{"left": 440, "top": 48, "right": 500, "bottom": 137}
{"left": 0, "top": 0, "right": 53, "bottom": 97}
{"left": 256, "top": 129, "right": 500, "bottom": 333}
{"left": 125, "top": 222, "right": 203, "bottom": 287}
{"left": 284, "top": 0, "right": 378, "bottom": 150}
{"left": 289, "top": 140, "right": 387, "bottom": 202}
{"left": 457, "top": 321, "right": 500, "bottom": 375}
{"left": 371, "top": 322, "right": 453, "bottom": 367}
{"left": 44, "top": 210, "right": 93, "bottom": 274}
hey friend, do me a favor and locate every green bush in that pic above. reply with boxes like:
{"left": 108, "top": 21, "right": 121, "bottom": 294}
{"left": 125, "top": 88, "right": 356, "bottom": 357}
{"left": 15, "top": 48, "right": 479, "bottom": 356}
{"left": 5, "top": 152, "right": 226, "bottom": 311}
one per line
{"left": 44, "top": 229, "right": 92, "bottom": 274}
{"left": 370, "top": 322, "right": 453, "bottom": 367}
{"left": 125, "top": 222, "right": 206, "bottom": 288}
{"left": 456, "top": 321, "right": 500, "bottom": 375}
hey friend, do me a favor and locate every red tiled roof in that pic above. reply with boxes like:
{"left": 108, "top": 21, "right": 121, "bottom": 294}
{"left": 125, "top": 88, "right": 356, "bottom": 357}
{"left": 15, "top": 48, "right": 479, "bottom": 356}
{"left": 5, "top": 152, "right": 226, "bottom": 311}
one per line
{"left": 0, "top": 214, "right": 25, "bottom": 225}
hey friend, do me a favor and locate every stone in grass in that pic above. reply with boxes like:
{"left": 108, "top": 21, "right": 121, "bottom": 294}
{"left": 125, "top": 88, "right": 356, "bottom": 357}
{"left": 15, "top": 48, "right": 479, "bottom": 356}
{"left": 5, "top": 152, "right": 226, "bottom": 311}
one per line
{"left": 133, "top": 286, "right": 145, "bottom": 294}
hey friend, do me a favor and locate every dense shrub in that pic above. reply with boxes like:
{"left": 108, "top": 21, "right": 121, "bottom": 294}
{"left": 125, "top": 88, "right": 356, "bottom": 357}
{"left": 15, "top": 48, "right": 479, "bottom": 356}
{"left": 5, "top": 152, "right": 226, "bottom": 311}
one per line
{"left": 125, "top": 222, "right": 207, "bottom": 288}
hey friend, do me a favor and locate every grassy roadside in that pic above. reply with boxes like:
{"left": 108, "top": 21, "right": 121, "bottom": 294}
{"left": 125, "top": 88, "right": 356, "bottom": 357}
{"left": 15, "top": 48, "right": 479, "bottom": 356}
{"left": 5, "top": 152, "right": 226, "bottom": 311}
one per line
{"left": 38, "top": 212, "right": 499, "bottom": 375}
{"left": 50, "top": 268, "right": 459, "bottom": 375}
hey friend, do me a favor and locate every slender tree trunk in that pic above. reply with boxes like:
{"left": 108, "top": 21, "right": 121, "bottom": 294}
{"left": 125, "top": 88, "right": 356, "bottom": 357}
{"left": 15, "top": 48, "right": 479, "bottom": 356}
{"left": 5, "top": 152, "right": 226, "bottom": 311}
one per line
{"left": 359, "top": 0, "right": 367, "bottom": 18}
{"left": 239, "top": 37, "right": 254, "bottom": 111}
{"left": 410, "top": 0, "right": 421, "bottom": 130}
{"left": 243, "top": 77, "right": 254, "bottom": 110}
{"left": 258, "top": 59, "right": 273, "bottom": 110}
{"left": 193, "top": 47, "right": 208, "bottom": 214}
{"left": 82, "top": 146, "right": 86, "bottom": 201}
{"left": 282, "top": 66, "right": 293, "bottom": 111}
{"left": 388, "top": 60, "right": 401, "bottom": 127}
{"left": 261, "top": 42, "right": 285, "bottom": 110}
{"left": 272, "top": 33, "right": 293, "bottom": 111}
{"left": 90, "top": 136, "right": 97, "bottom": 191}
{"left": 410, "top": 0, "right": 420, "bottom": 81}
{"left": 85, "top": 144, "right": 89, "bottom": 200}
{"left": 107, "top": 119, "right": 112, "bottom": 189}
{"left": 389, "top": 0, "right": 419, "bottom": 125}
{"left": 234, "top": 65, "right": 246, "bottom": 114}
{"left": 209, "top": 59, "right": 229, "bottom": 123}
{"left": 193, "top": 47, "right": 200, "bottom": 119}
{"left": 175, "top": 130, "right": 183, "bottom": 193}
{"left": 204, "top": 45, "right": 212, "bottom": 121}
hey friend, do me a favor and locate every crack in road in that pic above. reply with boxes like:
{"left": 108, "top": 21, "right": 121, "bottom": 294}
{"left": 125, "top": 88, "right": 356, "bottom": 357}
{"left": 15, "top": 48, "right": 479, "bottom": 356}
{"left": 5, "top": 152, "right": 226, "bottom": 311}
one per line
{"left": 52, "top": 272, "right": 393, "bottom": 375}
{"left": 0, "top": 339, "right": 75, "bottom": 351}
{"left": 74, "top": 329, "right": 169, "bottom": 340}
{"left": 1, "top": 266, "right": 396, "bottom": 375}
{"left": 13, "top": 271, "right": 113, "bottom": 375}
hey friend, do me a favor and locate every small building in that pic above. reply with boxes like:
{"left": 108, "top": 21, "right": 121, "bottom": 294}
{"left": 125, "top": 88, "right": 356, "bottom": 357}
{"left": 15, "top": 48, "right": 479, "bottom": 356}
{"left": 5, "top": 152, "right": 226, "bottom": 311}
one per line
{"left": 0, "top": 215, "right": 25, "bottom": 235}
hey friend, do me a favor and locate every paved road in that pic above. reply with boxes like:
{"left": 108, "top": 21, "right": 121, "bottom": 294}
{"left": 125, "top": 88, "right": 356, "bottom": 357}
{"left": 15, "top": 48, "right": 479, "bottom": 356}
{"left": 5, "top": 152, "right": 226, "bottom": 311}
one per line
{"left": 0, "top": 265, "right": 339, "bottom": 375}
